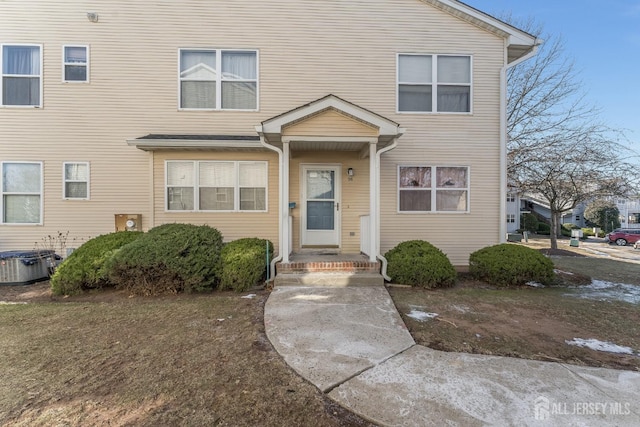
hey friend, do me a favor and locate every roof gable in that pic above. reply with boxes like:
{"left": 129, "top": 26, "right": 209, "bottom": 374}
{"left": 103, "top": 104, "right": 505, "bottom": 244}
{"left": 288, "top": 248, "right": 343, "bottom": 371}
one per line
{"left": 422, "top": 0, "right": 539, "bottom": 63}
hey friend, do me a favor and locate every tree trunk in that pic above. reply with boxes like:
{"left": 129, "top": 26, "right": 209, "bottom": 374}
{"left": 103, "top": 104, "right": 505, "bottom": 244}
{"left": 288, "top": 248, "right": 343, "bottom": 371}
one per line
{"left": 549, "top": 211, "right": 560, "bottom": 250}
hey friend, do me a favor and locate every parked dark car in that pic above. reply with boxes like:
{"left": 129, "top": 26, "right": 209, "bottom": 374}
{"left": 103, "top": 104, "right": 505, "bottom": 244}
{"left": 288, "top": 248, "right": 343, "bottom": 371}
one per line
{"left": 606, "top": 229, "right": 640, "bottom": 246}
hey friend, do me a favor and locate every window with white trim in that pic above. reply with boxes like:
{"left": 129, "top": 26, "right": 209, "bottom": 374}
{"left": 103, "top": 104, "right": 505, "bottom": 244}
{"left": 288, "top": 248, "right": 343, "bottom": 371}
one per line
{"left": 506, "top": 193, "right": 516, "bottom": 203}
{"left": 166, "top": 161, "right": 267, "bottom": 211}
{"left": 398, "top": 166, "right": 469, "bottom": 212}
{"left": 397, "top": 54, "right": 471, "bottom": 113}
{"left": 179, "top": 49, "right": 257, "bottom": 110}
{"left": 63, "top": 46, "right": 89, "bottom": 82}
{"left": 63, "top": 162, "right": 89, "bottom": 199}
{"left": 1, "top": 161, "right": 42, "bottom": 224}
{"left": 506, "top": 213, "right": 516, "bottom": 223}
{"left": 1, "top": 44, "right": 42, "bottom": 106}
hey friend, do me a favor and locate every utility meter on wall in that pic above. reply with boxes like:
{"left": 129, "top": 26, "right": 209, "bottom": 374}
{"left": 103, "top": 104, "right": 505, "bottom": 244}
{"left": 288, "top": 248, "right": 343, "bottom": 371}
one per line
{"left": 125, "top": 219, "right": 136, "bottom": 230}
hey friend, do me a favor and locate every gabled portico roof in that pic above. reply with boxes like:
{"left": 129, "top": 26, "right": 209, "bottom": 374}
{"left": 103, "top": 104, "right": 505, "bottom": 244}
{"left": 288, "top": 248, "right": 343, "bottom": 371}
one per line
{"left": 256, "top": 94, "right": 405, "bottom": 147}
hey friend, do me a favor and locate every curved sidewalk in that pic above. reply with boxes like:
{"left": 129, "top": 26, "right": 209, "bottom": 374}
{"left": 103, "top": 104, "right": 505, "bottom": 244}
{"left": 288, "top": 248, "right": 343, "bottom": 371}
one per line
{"left": 264, "top": 285, "right": 640, "bottom": 426}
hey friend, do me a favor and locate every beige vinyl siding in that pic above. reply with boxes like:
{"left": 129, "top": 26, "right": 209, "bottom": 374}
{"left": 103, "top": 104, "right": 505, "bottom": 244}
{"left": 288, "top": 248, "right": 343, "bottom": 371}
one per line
{"left": 283, "top": 109, "right": 379, "bottom": 137}
{"left": 153, "top": 151, "right": 279, "bottom": 250}
{"left": 289, "top": 152, "right": 370, "bottom": 253}
{"left": 1, "top": 0, "right": 506, "bottom": 264}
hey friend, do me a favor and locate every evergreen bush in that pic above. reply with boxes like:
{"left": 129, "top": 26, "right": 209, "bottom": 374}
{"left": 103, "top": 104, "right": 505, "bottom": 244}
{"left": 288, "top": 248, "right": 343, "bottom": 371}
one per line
{"left": 50, "top": 231, "right": 143, "bottom": 296}
{"left": 219, "top": 238, "right": 273, "bottom": 292}
{"left": 385, "top": 240, "right": 456, "bottom": 288}
{"left": 105, "top": 223, "right": 223, "bottom": 296}
{"left": 469, "top": 243, "right": 555, "bottom": 287}
{"left": 520, "top": 213, "right": 539, "bottom": 233}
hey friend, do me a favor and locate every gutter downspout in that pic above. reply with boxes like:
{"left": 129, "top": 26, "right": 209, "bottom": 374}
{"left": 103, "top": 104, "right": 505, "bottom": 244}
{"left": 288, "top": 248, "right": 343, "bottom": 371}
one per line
{"left": 375, "top": 137, "right": 400, "bottom": 281}
{"left": 500, "top": 42, "right": 539, "bottom": 242}
{"left": 258, "top": 133, "right": 283, "bottom": 282}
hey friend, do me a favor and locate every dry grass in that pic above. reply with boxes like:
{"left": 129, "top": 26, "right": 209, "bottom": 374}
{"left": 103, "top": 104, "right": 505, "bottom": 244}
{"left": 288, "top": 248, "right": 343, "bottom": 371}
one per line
{"left": 0, "top": 289, "right": 372, "bottom": 426}
{"left": 390, "top": 256, "right": 640, "bottom": 372}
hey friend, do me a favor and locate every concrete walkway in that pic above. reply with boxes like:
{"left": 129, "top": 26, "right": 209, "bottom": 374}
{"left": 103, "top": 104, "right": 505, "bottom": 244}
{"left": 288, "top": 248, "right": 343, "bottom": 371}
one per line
{"left": 264, "top": 285, "right": 640, "bottom": 426}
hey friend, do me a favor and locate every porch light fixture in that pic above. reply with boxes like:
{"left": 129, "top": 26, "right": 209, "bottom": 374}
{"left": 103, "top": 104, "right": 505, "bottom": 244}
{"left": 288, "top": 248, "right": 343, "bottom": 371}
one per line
{"left": 347, "top": 168, "right": 354, "bottom": 176}
{"left": 87, "top": 12, "right": 99, "bottom": 23}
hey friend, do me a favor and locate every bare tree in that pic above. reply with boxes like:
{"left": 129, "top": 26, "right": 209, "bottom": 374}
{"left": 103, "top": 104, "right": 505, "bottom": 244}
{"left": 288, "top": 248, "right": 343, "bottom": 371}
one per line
{"left": 505, "top": 20, "right": 636, "bottom": 249}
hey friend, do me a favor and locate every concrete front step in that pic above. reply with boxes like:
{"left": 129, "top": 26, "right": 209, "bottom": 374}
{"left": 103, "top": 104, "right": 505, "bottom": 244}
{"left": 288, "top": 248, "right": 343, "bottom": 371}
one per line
{"left": 274, "top": 272, "right": 384, "bottom": 287}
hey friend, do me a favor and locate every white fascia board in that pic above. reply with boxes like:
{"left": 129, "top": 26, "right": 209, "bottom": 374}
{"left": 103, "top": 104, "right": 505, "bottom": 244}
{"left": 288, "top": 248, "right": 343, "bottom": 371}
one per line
{"left": 261, "top": 96, "right": 401, "bottom": 136}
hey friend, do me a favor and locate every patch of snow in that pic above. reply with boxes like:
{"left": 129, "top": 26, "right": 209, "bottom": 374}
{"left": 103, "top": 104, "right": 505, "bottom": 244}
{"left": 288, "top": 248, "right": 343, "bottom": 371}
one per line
{"left": 554, "top": 269, "right": 574, "bottom": 275}
{"left": 217, "top": 318, "right": 226, "bottom": 322}
{"left": 406, "top": 309, "right": 438, "bottom": 322}
{"left": 566, "top": 280, "right": 640, "bottom": 304}
{"left": 241, "top": 294, "right": 257, "bottom": 299}
{"left": 0, "top": 301, "right": 28, "bottom": 305}
{"left": 525, "top": 281, "right": 544, "bottom": 288}
{"left": 565, "top": 338, "right": 636, "bottom": 355}
{"left": 450, "top": 304, "right": 470, "bottom": 313}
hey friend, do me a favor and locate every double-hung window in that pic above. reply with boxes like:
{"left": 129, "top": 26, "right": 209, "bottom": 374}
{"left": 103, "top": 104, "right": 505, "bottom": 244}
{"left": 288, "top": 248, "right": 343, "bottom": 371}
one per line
{"left": 166, "top": 161, "right": 267, "bottom": 212}
{"left": 63, "top": 46, "right": 89, "bottom": 82}
{"left": 179, "top": 49, "right": 258, "bottom": 110}
{"left": 63, "top": 162, "right": 90, "bottom": 199}
{"left": 398, "top": 54, "right": 471, "bottom": 113}
{"left": 1, "top": 162, "right": 43, "bottom": 224}
{"left": 1, "top": 44, "right": 42, "bottom": 107}
{"left": 399, "top": 166, "right": 469, "bottom": 212}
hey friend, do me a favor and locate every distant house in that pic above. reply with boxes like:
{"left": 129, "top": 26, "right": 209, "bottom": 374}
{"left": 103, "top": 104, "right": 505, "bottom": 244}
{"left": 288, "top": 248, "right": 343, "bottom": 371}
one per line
{"left": 0, "top": 0, "right": 537, "bottom": 270}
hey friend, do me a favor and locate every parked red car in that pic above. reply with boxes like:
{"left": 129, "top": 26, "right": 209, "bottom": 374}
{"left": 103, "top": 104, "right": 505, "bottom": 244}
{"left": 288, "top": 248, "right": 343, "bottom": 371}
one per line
{"left": 606, "top": 229, "right": 640, "bottom": 246}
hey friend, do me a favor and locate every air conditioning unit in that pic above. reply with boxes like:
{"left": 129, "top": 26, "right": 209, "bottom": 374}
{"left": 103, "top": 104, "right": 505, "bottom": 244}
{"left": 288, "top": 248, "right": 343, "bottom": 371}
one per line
{"left": 0, "top": 250, "right": 56, "bottom": 285}
{"left": 115, "top": 214, "right": 142, "bottom": 232}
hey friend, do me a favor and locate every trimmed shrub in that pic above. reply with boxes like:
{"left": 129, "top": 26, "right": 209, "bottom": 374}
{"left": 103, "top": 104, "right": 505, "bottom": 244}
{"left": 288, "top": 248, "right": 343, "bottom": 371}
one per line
{"left": 385, "top": 240, "right": 456, "bottom": 288}
{"left": 50, "top": 231, "right": 143, "bottom": 296}
{"left": 537, "top": 222, "right": 551, "bottom": 235}
{"left": 220, "top": 238, "right": 274, "bottom": 292}
{"left": 520, "top": 213, "right": 539, "bottom": 233}
{"left": 469, "top": 243, "right": 554, "bottom": 287}
{"left": 105, "top": 223, "right": 223, "bottom": 296}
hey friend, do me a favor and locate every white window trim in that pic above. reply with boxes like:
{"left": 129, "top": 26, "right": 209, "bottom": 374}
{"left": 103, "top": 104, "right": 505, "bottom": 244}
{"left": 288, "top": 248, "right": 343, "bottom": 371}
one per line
{"left": 1, "top": 43, "right": 43, "bottom": 108}
{"left": 177, "top": 48, "right": 259, "bottom": 112}
{"left": 396, "top": 53, "right": 473, "bottom": 115}
{"left": 165, "top": 160, "right": 268, "bottom": 212}
{"left": 62, "top": 45, "right": 90, "bottom": 83}
{"left": 62, "top": 161, "right": 90, "bottom": 200}
{"left": 397, "top": 165, "right": 470, "bottom": 214}
{"left": 1, "top": 161, "right": 44, "bottom": 225}
{"left": 506, "top": 213, "right": 516, "bottom": 223}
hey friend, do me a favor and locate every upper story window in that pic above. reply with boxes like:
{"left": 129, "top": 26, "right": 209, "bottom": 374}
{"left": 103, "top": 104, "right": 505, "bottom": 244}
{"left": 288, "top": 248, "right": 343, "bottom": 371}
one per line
{"left": 1, "top": 161, "right": 42, "bottom": 224}
{"left": 398, "top": 166, "right": 469, "bottom": 213}
{"left": 507, "top": 193, "right": 516, "bottom": 203}
{"left": 166, "top": 160, "right": 267, "bottom": 212}
{"left": 1, "top": 44, "right": 42, "bottom": 107}
{"left": 63, "top": 162, "right": 90, "bottom": 199}
{"left": 397, "top": 54, "right": 471, "bottom": 113}
{"left": 63, "top": 46, "right": 89, "bottom": 82}
{"left": 179, "top": 49, "right": 258, "bottom": 110}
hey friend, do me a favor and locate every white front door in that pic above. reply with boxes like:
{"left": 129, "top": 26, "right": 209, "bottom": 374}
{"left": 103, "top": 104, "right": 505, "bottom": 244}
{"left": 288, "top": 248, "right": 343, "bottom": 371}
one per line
{"left": 301, "top": 165, "right": 341, "bottom": 247}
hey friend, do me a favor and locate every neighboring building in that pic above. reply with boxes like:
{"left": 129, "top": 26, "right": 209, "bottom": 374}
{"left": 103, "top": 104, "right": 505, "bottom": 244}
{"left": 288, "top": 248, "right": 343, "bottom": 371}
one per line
{"left": 0, "top": 0, "right": 537, "bottom": 268}
{"left": 506, "top": 190, "right": 520, "bottom": 233}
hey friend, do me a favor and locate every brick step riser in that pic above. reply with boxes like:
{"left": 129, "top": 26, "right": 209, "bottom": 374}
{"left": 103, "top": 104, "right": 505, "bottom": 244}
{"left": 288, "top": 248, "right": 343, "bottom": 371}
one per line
{"left": 278, "top": 262, "right": 380, "bottom": 274}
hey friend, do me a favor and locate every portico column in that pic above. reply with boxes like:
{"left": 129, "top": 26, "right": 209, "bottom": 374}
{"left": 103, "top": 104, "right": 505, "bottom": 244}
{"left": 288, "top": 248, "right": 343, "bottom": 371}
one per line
{"left": 282, "top": 141, "right": 290, "bottom": 262}
{"left": 369, "top": 141, "right": 377, "bottom": 262}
